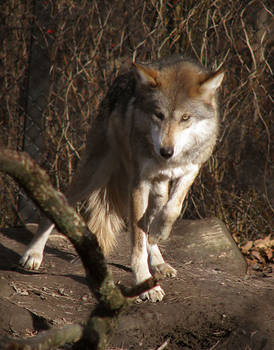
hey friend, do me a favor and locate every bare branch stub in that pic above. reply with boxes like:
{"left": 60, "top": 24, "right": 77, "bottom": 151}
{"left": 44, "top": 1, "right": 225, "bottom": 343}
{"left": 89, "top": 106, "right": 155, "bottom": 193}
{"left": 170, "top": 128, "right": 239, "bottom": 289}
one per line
{"left": 0, "top": 148, "right": 161, "bottom": 349}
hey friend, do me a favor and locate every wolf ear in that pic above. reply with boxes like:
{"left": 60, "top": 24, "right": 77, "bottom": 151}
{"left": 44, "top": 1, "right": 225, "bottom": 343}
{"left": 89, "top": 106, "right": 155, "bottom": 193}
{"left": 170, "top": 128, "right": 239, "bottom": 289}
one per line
{"left": 133, "top": 63, "right": 158, "bottom": 87}
{"left": 199, "top": 69, "right": 224, "bottom": 101}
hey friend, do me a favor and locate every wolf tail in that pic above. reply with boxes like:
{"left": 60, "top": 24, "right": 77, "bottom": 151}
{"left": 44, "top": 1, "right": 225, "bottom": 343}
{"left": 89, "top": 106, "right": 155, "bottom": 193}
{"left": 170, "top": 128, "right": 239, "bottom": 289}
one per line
{"left": 84, "top": 178, "right": 125, "bottom": 255}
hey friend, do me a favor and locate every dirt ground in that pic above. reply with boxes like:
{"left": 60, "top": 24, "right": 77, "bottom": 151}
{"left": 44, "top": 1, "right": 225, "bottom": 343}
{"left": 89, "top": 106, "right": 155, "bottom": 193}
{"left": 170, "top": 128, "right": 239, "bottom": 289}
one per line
{"left": 0, "top": 218, "right": 273, "bottom": 349}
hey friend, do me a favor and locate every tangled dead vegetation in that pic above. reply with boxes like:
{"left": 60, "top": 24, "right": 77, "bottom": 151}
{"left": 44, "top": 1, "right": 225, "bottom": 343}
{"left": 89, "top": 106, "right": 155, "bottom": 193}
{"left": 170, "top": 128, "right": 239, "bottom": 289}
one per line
{"left": 0, "top": 0, "right": 273, "bottom": 264}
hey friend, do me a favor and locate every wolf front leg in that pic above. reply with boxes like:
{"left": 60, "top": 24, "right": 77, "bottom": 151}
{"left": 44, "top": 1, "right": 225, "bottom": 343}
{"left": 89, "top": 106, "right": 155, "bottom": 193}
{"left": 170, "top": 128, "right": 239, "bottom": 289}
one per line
{"left": 130, "top": 180, "right": 165, "bottom": 302}
{"left": 20, "top": 218, "right": 54, "bottom": 270}
{"left": 20, "top": 150, "right": 116, "bottom": 270}
{"left": 148, "top": 165, "right": 199, "bottom": 244}
{"left": 146, "top": 179, "right": 177, "bottom": 278}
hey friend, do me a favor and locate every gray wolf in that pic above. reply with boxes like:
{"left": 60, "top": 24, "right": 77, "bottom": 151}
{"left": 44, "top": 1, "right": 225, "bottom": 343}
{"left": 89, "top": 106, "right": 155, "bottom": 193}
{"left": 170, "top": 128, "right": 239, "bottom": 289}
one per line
{"left": 20, "top": 55, "right": 224, "bottom": 302}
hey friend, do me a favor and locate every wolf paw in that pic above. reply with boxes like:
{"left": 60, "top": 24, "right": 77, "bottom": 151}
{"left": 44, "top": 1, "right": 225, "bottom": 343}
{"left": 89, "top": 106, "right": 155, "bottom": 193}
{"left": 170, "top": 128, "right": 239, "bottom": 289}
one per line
{"left": 19, "top": 250, "right": 43, "bottom": 270}
{"left": 136, "top": 285, "right": 165, "bottom": 303}
{"left": 151, "top": 263, "right": 177, "bottom": 278}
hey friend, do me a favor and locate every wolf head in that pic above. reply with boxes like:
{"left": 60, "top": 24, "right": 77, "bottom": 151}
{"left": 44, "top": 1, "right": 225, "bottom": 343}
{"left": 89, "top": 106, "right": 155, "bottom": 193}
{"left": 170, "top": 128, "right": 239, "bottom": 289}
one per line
{"left": 132, "top": 57, "right": 224, "bottom": 164}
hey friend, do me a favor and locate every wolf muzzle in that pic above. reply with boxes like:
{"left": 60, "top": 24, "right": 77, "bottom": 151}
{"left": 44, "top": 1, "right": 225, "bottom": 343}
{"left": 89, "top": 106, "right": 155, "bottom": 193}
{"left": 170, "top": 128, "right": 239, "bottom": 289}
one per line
{"left": 160, "top": 146, "right": 174, "bottom": 159}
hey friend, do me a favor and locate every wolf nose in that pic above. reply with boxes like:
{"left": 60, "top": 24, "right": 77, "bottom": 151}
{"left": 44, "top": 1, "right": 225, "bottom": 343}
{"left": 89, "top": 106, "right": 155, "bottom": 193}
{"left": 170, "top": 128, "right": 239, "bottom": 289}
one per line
{"left": 160, "top": 146, "right": 174, "bottom": 159}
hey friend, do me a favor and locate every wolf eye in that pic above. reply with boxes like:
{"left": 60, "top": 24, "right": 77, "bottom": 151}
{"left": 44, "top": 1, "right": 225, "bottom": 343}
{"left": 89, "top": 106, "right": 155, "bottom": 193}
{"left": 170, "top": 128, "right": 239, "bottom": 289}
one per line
{"left": 154, "top": 112, "right": 165, "bottom": 121}
{"left": 181, "top": 114, "right": 191, "bottom": 122}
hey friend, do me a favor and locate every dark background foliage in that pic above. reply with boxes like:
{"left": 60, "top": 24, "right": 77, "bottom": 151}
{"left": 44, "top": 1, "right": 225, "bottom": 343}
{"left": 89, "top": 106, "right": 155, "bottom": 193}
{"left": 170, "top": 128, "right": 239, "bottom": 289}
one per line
{"left": 0, "top": 0, "right": 272, "bottom": 245}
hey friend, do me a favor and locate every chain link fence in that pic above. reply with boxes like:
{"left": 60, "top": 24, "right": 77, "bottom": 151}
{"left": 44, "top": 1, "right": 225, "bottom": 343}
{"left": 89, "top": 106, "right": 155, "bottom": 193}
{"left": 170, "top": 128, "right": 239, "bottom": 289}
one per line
{"left": 0, "top": 0, "right": 273, "bottom": 241}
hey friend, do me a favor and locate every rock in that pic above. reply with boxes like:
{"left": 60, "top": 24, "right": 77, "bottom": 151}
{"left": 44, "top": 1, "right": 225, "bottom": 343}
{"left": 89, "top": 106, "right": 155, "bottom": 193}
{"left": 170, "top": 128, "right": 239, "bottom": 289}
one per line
{"left": 0, "top": 277, "right": 13, "bottom": 298}
{"left": 167, "top": 217, "right": 247, "bottom": 277}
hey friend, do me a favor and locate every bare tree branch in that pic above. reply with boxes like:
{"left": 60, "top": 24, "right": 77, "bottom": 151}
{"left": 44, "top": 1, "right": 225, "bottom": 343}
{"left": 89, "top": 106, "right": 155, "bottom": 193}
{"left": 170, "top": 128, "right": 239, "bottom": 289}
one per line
{"left": 0, "top": 149, "right": 122, "bottom": 306}
{"left": 0, "top": 149, "right": 158, "bottom": 349}
{"left": 0, "top": 324, "right": 83, "bottom": 350}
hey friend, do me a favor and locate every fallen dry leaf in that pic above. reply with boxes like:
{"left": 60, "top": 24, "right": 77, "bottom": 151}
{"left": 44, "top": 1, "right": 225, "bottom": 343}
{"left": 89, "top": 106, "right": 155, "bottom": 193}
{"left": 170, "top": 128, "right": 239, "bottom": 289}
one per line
{"left": 251, "top": 250, "right": 265, "bottom": 264}
{"left": 240, "top": 240, "right": 253, "bottom": 254}
{"left": 265, "top": 248, "right": 273, "bottom": 262}
{"left": 254, "top": 235, "right": 274, "bottom": 249}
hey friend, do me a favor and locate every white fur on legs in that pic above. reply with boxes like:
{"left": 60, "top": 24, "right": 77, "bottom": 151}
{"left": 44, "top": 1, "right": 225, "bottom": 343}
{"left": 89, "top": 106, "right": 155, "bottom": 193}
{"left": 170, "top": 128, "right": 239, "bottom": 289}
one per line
{"left": 20, "top": 221, "right": 54, "bottom": 270}
{"left": 131, "top": 233, "right": 165, "bottom": 302}
{"left": 147, "top": 243, "right": 177, "bottom": 278}
{"left": 147, "top": 243, "right": 165, "bottom": 266}
{"left": 136, "top": 285, "right": 165, "bottom": 303}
